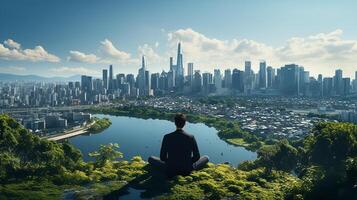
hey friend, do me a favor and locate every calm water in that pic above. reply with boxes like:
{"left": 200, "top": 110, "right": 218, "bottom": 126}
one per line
{"left": 69, "top": 114, "right": 256, "bottom": 166}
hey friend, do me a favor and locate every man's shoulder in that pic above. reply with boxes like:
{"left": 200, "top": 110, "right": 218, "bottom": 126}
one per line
{"left": 165, "top": 130, "right": 194, "bottom": 138}
{"left": 182, "top": 131, "right": 194, "bottom": 138}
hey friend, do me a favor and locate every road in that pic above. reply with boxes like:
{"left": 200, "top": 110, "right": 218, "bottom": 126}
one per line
{"left": 44, "top": 120, "right": 96, "bottom": 141}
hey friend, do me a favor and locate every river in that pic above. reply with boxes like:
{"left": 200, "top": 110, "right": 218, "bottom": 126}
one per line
{"left": 69, "top": 114, "right": 256, "bottom": 166}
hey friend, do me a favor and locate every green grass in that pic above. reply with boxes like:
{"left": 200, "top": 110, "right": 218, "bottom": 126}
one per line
{"left": 226, "top": 138, "right": 250, "bottom": 147}
{"left": 88, "top": 117, "right": 112, "bottom": 133}
{"left": 0, "top": 180, "right": 68, "bottom": 200}
{"left": 0, "top": 157, "right": 301, "bottom": 200}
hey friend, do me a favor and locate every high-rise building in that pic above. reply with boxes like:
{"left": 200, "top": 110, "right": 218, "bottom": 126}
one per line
{"left": 167, "top": 70, "right": 175, "bottom": 90}
{"left": 102, "top": 69, "right": 108, "bottom": 90}
{"left": 137, "top": 56, "right": 150, "bottom": 96}
{"left": 81, "top": 75, "right": 93, "bottom": 93}
{"left": 334, "top": 69, "right": 343, "bottom": 95}
{"left": 259, "top": 61, "right": 267, "bottom": 89}
{"left": 318, "top": 74, "right": 323, "bottom": 96}
{"left": 232, "top": 69, "right": 244, "bottom": 93}
{"left": 299, "top": 67, "right": 310, "bottom": 95}
{"left": 151, "top": 73, "right": 160, "bottom": 91}
{"left": 158, "top": 71, "right": 168, "bottom": 93}
{"left": 192, "top": 70, "right": 202, "bottom": 93}
{"left": 224, "top": 69, "right": 232, "bottom": 88}
{"left": 187, "top": 63, "right": 194, "bottom": 83}
{"left": 202, "top": 72, "right": 213, "bottom": 94}
{"left": 109, "top": 65, "right": 113, "bottom": 91}
{"left": 267, "top": 66, "right": 275, "bottom": 88}
{"left": 170, "top": 43, "right": 184, "bottom": 89}
{"left": 342, "top": 78, "right": 351, "bottom": 96}
{"left": 323, "top": 77, "right": 334, "bottom": 96}
{"left": 353, "top": 71, "right": 357, "bottom": 93}
{"left": 214, "top": 69, "right": 222, "bottom": 92}
{"left": 93, "top": 78, "right": 103, "bottom": 92}
{"left": 244, "top": 61, "right": 253, "bottom": 92}
{"left": 279, "top": 64, "right": 300, "bottom": 95}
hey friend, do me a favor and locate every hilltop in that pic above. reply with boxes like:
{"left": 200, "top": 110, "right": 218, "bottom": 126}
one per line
{"left": 0, "top": 114, "right": 356, "bottom": 199}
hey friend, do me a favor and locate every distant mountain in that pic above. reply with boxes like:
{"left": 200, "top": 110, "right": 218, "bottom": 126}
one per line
{"left": 0, "top": 73, "right": 81, "bottom": 82}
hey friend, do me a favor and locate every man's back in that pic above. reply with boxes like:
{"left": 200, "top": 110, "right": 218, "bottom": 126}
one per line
{"left": 160, "top": 129, "right": 200, "bottom": 176}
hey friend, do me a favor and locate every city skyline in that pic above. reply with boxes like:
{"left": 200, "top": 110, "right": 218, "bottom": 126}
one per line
{"left": 1, "top": 0, "right": 357, "bottom": 78}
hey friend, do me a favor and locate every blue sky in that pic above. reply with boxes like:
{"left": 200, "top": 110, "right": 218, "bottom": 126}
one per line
{"left": 1, "top": 0, "right": 357, "bottom": 78}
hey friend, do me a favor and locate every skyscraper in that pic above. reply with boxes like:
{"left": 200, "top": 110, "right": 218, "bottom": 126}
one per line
{"left": 81, "top": 75, "right": 93, "bottom": 93}
{"left": 334, "top": 69, "right": 343, "bottom": 95}
{"left": 109, "top": 65, "right": 114, "bottom": 91}
{"left": 232, "top": 69, "right": 244, "bottom": 93}
{"left": 176, "top": 43, "right": 184, "bottom": 77}
{"left": 81, "top": 75, "right": 93, "bottom": 102}
{"left": 342, "top": 78, "right": 351, "bottom": 96}
{"left": 214, "top": 69, "right": 222, "bottom": 92}
{"left": 151, "top": 73, "right": 160, "bottom": 91}
{"left": 187, "top": 63, "right": 194, "bottom": 83}
{"left": 280, "top": 64, "right": 300, "bottom": 95}
{"left": 102, "top": 69, "right": 108, "bottom": 90}
{"left": 202, "top": 72, "right": 213, "bottom": 94}
{"left": 159, "top": 71, "right": 169, "bottom": 93}
{"left": 353, "top": 71, "right": 357, "bottom": 93}
{"left": 170, "top": 42, "right": 184, "bottom": 89}
{"left": 318, "top": 74, "right": 323, "bottom": 96}
{"left": 244, "top": 61, "right": 253, "bottom": 92}
{"left": 259, "top": 61, "right": 267, "bottom": 89}
{"left": 323, "top": 77, "right": 333, "bottom": 96}
{"left": 266, "top": 66, "right": 275, "bottom": 88}
{"left": 224, "top": 69, "right": 232, "bottom": 88}
{"left": 137, "top": 56, "right": 150, "bottom": 96}
{"left": 192, "top": 70, "right": 202, "bottom": 93}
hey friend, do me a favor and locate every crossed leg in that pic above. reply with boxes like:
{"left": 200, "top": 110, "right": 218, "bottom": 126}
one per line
{"left": 148, "top": 155, "right": 209, "bottom": 170}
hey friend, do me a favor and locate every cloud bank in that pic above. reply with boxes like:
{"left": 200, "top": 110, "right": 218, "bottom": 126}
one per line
{"left": 167, "top": 28, "right": 357, "bottom": 76}
{"left": 1, "top": 29, "right": 357, "bottom": 77}
{"left": 0, "top": 39, "right": 60, "bottom": 62}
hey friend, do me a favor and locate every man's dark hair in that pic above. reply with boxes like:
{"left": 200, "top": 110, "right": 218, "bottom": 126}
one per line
{"left": 174, "top": 113, "right": 186, "bottom": 128}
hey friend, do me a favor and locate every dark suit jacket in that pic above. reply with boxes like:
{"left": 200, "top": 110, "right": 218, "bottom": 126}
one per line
{"left": 160, "top": 129, "right": 200, "bottom": 177}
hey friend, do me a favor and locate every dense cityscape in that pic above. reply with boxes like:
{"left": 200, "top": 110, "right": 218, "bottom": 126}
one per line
{"left": 1, "top": 43, "right": 357, "bottom": 137}
{"left": 1, "top": 43, "right": 357, "bottom": 108}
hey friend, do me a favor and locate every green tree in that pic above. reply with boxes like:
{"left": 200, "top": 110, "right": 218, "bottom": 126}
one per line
{"left": 89, "top": 143, "right": 123, "bottom": 167}
{"left": 257, "top": 140, "right": 298, "bottom": 173}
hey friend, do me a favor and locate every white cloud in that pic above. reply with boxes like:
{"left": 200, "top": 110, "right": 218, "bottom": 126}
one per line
{"left": 67, "top": 39, "right": 137, "bottom": 67}
{"left": 0, "top": 66, "right": 27, "bottom": 74}
{"left": 50, "top": 66, "right": 99, "bottom": 76}
{"left": 167, "top": 28, "right": 357, "bottom": 77}
{"left": 100, "top": 39, "right": 131, "bottom": 60}
{"left": 4, "top": 39, "right": 21, "bottom": 49}
{"left": 58, "top": 29, "right": 357, "bottom": 77}
{"left": 167, "top": 28, "right": 275, "bottom": 70}
{"left": 8, "top": 66, "right": 26, "bottom": 71}
{"left": 138, "top": 44, "right": 165, "bottom": 69}
{"left": 0, "top": 39, "right": 60, "bottom": 62}
{"left": 68, "top": 50, "right": 98, "bottom": 63}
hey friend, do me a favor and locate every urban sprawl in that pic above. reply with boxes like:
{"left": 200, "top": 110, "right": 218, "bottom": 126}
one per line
{"left": 1, "top": 43, "right": 357, "bottom": 139}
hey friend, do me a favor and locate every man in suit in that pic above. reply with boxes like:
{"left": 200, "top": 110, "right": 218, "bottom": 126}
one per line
{"left": 148, "top": 113, "right": 209, "bottom": 178}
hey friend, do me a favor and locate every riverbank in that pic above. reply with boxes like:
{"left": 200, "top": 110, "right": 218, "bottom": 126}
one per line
{"left": 43, "top": 117, "right": 111, "bottom": 141}
{"left": 87, "top": 105, "right": 265, "bottom": 151}
{"left": 87, "top": 117, "right": 111, "bottom": 133}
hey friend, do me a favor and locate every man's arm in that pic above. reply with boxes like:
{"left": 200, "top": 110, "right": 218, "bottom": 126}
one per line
{"left": 160, "top": 135, "right": 168, "bottom": 161}
{"left": 192, "top": 136, "right": 200, "bottom": 162}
